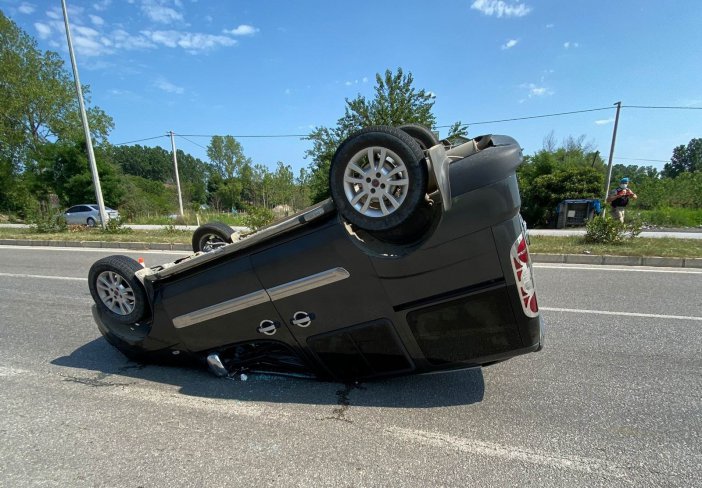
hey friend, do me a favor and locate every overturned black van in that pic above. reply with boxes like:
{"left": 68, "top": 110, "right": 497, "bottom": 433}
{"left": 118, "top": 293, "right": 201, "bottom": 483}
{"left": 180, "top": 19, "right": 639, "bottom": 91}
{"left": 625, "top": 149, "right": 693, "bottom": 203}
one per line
{"left": 88, "top": 125, "right": 543, "bottom": 381}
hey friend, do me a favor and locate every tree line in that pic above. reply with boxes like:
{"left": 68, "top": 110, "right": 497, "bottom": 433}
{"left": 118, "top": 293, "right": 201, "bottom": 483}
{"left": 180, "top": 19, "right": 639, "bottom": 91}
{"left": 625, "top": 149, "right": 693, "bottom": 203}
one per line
{"left": 1, "top": 10, "right": 699, "bottom": 228}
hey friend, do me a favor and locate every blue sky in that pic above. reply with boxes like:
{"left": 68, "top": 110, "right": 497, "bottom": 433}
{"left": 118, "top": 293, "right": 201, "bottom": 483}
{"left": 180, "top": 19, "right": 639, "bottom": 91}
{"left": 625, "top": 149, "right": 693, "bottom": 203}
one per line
{"left": 2, "top": 0, "right": 702, "bottom": 175}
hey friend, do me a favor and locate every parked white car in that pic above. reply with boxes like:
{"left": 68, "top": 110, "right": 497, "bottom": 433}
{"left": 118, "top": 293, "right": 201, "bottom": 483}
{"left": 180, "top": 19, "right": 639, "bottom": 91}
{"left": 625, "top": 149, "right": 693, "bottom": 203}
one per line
{"left": 64, "top": 204, "right": 119, "bottom": 226}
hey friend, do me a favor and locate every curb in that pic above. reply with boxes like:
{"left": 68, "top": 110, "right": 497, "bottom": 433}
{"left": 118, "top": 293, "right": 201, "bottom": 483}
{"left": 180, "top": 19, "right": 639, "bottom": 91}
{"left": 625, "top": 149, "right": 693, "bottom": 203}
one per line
{"left": 0, "top": 238, "right": 699, "bottom": 269}
{"left": 0, "top": 238, "right": 191, "bottom": 252}
{"left": 531, "top": 253, "right": 702, "bottom": 269}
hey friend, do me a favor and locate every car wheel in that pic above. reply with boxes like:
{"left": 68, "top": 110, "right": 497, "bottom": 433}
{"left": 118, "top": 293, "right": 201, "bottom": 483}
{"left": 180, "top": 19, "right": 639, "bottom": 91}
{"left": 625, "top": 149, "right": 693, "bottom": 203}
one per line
{"left": 192, "top": 221, "right": 235, "bottom": 253}
{"left": 398, "top": 123, "right": 439, "bottom": 151}
{"left": 88, "top": 255, "right": 147, "bottom": 325}
{"left": 86, "top": 217, "right": 96, "bottom": 227}
{"left": 330, "top": 126, "right": 428, "bottom": 233}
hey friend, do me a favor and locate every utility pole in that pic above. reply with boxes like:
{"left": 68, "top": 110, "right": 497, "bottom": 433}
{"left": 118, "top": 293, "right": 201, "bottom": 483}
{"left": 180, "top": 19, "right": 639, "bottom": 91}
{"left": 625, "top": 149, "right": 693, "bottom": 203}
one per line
{"left": 603, "top": 101, "right": 622, "bottom": 217}
{"left": 169, "top": 131, "right": 185, "bottom": 217}
{"left": 61, "top": 0, "right": 108, "bottom": 229}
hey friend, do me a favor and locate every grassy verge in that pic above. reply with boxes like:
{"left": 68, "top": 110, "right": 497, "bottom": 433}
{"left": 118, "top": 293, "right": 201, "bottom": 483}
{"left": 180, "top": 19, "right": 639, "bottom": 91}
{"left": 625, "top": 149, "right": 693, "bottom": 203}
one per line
{"left": 528, "top": 235, "right": 702, "bottom": 258}
{"left": 1, "top": 228, "right": 701, "bottom": 258}
{"left": 632, "top": 208, "right": 702, "bottom": 228}
{"left": 0, "top": 227, "right": 192, "bottom": 244}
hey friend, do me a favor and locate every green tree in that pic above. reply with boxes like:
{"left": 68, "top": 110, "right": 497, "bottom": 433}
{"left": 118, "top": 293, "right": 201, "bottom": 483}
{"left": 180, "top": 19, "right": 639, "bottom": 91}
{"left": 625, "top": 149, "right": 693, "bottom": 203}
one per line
{"left": 519, "top": 135, "right": 606, "bottom": 226}
{"left": 207, "top": 135, "right": 251, "bottom": 179}
{"left": 662, "top": 138, "right": 702, "bottom": 178}
{"left": 305, "top": 68, "right": 467, "bottom": 203}
{"left": 0, "top": 11, "right": 113, "bottom": 212}
{"left": 29, "top": 141, "right": 123, "bottom": 207}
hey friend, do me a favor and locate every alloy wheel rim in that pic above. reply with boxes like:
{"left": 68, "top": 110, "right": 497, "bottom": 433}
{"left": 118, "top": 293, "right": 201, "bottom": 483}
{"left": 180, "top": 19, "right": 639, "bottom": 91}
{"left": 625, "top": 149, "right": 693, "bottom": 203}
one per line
{"left": 342, "top": 146, "right": 409, "bottom": 218}
{"left": 96, "top": 271, "right": 135, "bottom": 315}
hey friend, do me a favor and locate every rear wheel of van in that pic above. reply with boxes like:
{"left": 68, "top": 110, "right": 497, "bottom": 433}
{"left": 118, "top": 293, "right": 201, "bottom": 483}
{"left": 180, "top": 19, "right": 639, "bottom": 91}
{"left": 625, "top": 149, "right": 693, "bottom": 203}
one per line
{"left": 329, "top": 126, "right": 428, "bottom": 235}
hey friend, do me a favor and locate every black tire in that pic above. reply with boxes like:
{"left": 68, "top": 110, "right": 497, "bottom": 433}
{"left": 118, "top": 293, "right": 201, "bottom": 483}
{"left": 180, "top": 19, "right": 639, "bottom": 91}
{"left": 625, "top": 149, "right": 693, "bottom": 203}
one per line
{"left": 86, "top": 217, "right": 96, "bottom": 227}
{"left": 192, "top": 221, "right": 235, "bottom": 253}
{"left": 88, "top": 255, "right": 147, "bottom": 325}
{"left": 398, "top": 123, "right": 440, "bottom": 151}
{"left": 330, "top": 126, "right": 428, "bottom": 233}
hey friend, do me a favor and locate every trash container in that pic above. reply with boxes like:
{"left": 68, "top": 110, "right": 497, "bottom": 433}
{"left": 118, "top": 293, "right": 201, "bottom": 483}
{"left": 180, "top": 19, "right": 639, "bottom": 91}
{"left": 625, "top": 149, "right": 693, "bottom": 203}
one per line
{"left": 555, "top": 199, "right": 601, "bottom": 228}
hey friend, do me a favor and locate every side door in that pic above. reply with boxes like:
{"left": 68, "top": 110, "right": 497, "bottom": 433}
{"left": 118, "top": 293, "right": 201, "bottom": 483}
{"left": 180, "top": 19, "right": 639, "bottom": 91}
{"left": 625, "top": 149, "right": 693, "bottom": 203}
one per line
{"left": 157, "top": 253, "right": 300, "bottom": 354}
{"left": 251, "top": 222, "right": 413, "bottom": 379}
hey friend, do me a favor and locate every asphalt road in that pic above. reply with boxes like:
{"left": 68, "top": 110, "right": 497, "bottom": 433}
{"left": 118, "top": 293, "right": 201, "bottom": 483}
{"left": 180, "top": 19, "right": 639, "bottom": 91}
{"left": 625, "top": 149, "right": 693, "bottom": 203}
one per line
{"left": 1, "top": 245, "right": 700, "bottom": 487}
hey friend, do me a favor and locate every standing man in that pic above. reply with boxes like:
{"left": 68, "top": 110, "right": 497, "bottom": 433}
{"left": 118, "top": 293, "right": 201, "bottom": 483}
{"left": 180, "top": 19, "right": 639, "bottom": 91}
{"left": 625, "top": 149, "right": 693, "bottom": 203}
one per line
{"left": 606, "top": 177, "right": 637, "bottom": 223}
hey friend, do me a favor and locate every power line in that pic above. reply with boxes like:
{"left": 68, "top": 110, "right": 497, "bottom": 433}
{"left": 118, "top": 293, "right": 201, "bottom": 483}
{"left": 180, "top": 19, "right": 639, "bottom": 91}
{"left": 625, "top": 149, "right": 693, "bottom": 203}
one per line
{"left": 623, "top": 105, "right": 702, "bottom": 110}
{"left": 177, "top": 134, "right": 208, "bottom": 150}
{"left": 178, "top": 133, "right": 308, "bottom": 138}
{"left": 113, "top": 135, "right": 167, "bottom": 146}
{"left": 434, "top": 106, "right": 615, "bottom": 128}
{"left": 614, "top": 157, "right": 669, "bottom": 163}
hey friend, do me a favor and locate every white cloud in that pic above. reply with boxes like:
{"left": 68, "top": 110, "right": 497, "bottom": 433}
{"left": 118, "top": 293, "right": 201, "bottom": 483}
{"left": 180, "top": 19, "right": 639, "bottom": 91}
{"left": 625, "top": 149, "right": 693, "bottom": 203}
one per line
{"left": 501, "top": 39, "right": 519, "bottom": 50}
{"left": 546, "top": 23, "right": 554, "bottom": 28}
{"left": 141, "top": 0, "right": 183, "bottom": 24}
{"left": 113, "top": 29, "right": 155, "bottom": 49}
{"left": 143, "top": 30, "right": 237, "bottom": 51}
{"left": 521, "top": 83, "right": 553, "bottom": 98}
{"left": 34, "top": 22, "right": 52, "bottom": 39}
{"left": 154, "top": 78, "right": 184, "bottom": 94}
{"left": 471, "top": 0, "right": 531, "bottom": 18}
{"left": 224, "top": 24, "right": 259, "bottom": 36}
{"left": 595, "top": 118, "right": 615, "bottom": 125}
{"left": 563, "top": 41, "right": 579, "bottom": 49}
{"left": 362, "top": 77, "right": 368, "bottom": 83}
{"left": 89, "top": 14, "right": 105, "bottom": 26}
{"left": 93, "top": 0, "right": 112, "bottom": 11}
{"left": 284, "top": 88, "right": 291, "bottom": 95}
{"left": 18, "top": 3, "right": 36, "bottom": 14}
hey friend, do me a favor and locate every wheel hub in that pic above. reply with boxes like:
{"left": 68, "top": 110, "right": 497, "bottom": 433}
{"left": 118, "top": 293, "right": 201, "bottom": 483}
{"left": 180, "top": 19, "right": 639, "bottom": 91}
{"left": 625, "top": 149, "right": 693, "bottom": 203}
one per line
{"left": 343, "top": 146, "right": 410, "bottom": 218}
{"left": 95, "top": 271, "right": 135, "bottom": 316}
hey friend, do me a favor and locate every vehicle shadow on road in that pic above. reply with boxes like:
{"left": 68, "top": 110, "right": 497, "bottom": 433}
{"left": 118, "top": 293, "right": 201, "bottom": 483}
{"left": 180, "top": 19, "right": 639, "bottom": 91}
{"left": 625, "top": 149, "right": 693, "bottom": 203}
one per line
{"left": 52, "top": 338, "right": 485, "bottom": 409}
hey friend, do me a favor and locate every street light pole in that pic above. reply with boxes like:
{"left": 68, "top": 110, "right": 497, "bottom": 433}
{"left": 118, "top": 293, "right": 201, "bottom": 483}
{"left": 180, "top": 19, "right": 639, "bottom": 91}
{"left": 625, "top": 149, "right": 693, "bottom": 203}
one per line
{"left": 603, "top": 101, "right": 622, "bottom": 217}
{"left": 169, "top": 131, "right": 185, "bottom": 217}
{"left": 61, "top": 0, "right": 108, "bottom": 229}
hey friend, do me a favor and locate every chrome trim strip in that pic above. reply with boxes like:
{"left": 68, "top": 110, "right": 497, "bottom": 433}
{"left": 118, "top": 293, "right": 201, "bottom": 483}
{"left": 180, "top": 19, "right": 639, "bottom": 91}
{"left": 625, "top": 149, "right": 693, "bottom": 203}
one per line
{"left": 173, "top": 289, "right": 270, "bottom": 329}
{"left": 267, "top": 267, "right": 350, "bottom": 301}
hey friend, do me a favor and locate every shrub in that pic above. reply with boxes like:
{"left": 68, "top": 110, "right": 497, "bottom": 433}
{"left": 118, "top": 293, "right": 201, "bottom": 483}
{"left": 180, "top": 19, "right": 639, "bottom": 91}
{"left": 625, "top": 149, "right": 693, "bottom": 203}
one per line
{"left": 29, "top": 212, "right": 68, "bottom": 233}
{"left": 100, "top": 217, "right": 133, "bottom": 235}
{"left": 584, "top": 216, "right": 641, "bottom": 244}
{"left": 242, "top": 205, "right": 274, "bottom": 231}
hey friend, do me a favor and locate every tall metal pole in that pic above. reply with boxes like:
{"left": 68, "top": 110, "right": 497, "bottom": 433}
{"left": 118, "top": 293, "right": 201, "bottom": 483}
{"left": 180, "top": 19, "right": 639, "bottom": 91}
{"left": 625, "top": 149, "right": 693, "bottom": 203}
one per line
{"left": 169, "top": 131, "right": 185, "bottom": 216}
{"left": 61, "top": 0, "right": 108, "bottom": 229}
{"left": 603, "top": 101, "right": 622, "bottom": 217}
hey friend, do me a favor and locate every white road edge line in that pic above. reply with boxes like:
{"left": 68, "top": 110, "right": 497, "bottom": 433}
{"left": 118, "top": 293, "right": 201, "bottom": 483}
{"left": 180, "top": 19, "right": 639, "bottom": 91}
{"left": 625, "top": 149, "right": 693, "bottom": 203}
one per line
{"left": 541, "top": 307, "right": 702, "bottom": 322}
{"left": 0, "top": 245, "right": 187, "bottom": 255}
{"left": 386, "top": 426, "right": 627, "bottom": 478}
{"left": 0, "top": 272, "right": 86, "bottom": 281}
{"left": 534, "top": 263, "right": 702, "bottom": 274}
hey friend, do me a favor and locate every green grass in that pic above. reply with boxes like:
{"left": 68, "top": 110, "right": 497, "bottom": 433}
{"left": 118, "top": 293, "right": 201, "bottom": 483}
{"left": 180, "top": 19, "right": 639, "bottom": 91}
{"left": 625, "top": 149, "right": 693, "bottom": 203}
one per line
{"left": 528, "top": 235, "right": 702, "bottom": 258}
{"left": 632, "top": 208, "right": 702, "bottom": 228}
{"left": 0, "top": 227, "right": 192, "bottom": 244}
{"left": 127, "top": 211, "right": 247, "bottom": 226}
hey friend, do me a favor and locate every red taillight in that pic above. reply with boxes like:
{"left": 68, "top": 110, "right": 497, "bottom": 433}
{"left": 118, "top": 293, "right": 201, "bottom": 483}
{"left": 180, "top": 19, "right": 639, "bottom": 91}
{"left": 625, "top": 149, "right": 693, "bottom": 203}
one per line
{"left": 510, "top": 233, "right": 539, "bottom": 318}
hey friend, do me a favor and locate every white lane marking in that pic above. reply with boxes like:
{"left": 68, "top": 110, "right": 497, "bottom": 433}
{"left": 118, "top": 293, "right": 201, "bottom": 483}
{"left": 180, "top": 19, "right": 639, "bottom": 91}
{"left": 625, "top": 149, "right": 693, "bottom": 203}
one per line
{"left": 541, "top": 307, "right": 702, "bottom": 322}
{"left": 0, "top": 245, "right": 187, "bottom": 255}
{"left": 0, "top": 272, "right": 86, "bottom": 281}
{"left": 0, "top": 366, "right": 30, "bottom": 377}
{"left": 387, "top": 426, "right": 627, "bottom": 478}
{"left": 534, "top": 263, "right": 702, "bottom": 274}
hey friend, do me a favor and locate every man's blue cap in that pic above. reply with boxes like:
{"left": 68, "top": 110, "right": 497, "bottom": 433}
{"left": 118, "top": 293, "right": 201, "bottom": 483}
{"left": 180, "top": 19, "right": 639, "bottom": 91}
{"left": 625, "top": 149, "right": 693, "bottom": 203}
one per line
{"left": 620, "top": 177, "right": 630, "bottom": 183}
